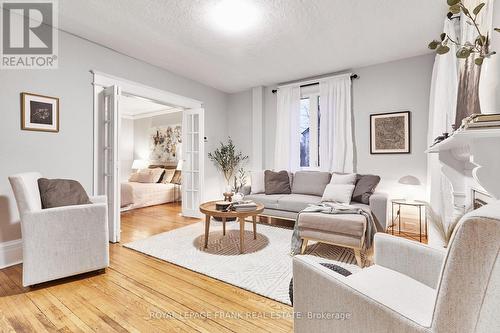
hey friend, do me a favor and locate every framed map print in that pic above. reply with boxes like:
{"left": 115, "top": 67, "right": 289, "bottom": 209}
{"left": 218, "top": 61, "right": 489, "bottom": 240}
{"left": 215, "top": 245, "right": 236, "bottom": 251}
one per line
{"left": 370, "top": 111, "right": 410, "bottom": 154}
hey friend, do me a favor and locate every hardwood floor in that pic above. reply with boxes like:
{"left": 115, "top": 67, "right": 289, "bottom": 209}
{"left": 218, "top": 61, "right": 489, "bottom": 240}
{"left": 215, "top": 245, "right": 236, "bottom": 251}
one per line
{"left": 0, "top": 203, "right": 293, "bottom": 332}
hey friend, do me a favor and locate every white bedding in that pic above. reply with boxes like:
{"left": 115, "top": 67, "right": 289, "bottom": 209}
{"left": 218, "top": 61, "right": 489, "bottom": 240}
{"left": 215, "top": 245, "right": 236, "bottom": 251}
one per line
{"left": 121, "top": 182, "right": 180, "bottom": 210}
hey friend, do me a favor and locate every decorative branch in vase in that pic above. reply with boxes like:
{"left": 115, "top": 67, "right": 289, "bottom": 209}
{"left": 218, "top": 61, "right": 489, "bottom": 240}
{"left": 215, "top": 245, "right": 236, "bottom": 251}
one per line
{"left": 208, "top": 138, "right": 248, "bottom": 197}
{"left": 232, "top": 168, "right": 248, "bottom": 201}
{"left": 428, "top": 0, "right": 499, "bottom": 66}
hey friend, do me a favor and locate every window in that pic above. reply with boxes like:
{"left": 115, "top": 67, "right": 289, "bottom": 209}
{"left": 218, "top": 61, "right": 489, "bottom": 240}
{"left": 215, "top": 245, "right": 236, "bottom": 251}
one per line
{"left": 299, "top": 91, "right": 320, "bottom": 168}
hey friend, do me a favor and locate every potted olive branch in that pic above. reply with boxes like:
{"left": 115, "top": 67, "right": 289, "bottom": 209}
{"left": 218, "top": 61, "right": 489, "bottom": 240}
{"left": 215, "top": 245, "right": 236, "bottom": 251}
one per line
{"left": 208, "top": 137, "right": 248, "bottom": 195}
{"left": 428, "top": 0, "right": 499, "bottom": 66}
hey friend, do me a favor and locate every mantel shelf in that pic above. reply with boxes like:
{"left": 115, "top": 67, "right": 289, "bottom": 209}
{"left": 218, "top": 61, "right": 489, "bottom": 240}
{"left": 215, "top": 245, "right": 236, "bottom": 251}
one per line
{"left": 426, "top": 128, "right": 500, "bottom": 153}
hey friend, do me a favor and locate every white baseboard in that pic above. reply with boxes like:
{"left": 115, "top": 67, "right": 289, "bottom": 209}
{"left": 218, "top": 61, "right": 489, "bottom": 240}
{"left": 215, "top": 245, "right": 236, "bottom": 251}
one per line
{"left": 0, "top": 239, "right": 22, "bottom": 269}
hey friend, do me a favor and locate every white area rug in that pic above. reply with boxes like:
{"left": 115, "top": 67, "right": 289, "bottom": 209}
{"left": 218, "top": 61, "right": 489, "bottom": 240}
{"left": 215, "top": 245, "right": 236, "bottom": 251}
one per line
{"left": 124, "top": 220, "right": 361, "bottom": 305}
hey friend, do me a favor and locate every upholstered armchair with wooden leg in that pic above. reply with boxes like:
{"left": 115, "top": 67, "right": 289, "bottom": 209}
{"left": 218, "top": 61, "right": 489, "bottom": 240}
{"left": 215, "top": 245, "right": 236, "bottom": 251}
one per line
{"left": 9, "top": 172, "right": 109, "bottom": 287}
{"left": 293, "top": 201, "right": 500, "bottom": 332}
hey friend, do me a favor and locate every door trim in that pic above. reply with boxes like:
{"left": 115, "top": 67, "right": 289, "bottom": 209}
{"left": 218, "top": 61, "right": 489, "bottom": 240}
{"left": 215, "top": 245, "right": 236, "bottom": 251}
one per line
{"left": 181, "top": 108, "right": 205, "bottom": 218}
{"left": 92, "top": 72, "right": 205, "bottom": 241}
{"left": 91, "top": 71, "right": 202, "bottom": 108}
{"left": 91, "top": 70, "right": 203, "bottom": 195}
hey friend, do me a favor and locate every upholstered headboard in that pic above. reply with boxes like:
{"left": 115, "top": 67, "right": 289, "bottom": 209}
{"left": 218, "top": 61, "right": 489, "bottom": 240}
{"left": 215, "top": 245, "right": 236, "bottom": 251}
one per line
{"left": 148, "top": 163, "right": 177, "bottom": 169}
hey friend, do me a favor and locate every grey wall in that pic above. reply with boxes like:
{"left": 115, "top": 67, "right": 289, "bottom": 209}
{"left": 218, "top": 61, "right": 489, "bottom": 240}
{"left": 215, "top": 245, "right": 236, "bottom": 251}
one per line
{"left": 133, "top": 111, "right": 183, "bottom": 161}
{"left": 227, "top": 90, "right": 253, "bottom": 165}
{"left": 234, "top": 54, "right": 434, "bottom": 197}
{"left": 0, "top": 30, "right": 228, "bottom": 244}
{"left": 352, "top": 55, "right": 433, "bottom": 196}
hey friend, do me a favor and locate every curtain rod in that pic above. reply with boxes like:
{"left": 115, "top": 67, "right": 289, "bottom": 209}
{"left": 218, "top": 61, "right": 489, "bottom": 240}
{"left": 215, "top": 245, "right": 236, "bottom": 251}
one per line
{"left": 271, "top": 74, "right": 358, "bottom": 94}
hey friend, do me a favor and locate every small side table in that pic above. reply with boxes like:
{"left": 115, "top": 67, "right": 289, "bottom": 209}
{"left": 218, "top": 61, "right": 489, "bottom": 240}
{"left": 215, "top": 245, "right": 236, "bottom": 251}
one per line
{"left": 390, "top": 199, "right": 428, "bottom": 242}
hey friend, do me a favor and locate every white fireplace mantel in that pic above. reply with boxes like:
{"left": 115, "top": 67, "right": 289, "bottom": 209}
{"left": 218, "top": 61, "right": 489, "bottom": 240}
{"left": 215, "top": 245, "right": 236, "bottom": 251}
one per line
{"left": 426, "top": 128, "right": 500, "bottom": 213}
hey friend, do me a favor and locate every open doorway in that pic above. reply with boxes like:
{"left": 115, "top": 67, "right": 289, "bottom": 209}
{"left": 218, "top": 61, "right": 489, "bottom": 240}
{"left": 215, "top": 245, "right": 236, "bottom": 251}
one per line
{"left": 119, "top": 94, "right": 183, "bottom": 211}
{"left": 92, "top": 71, "right": 205, "bottom": 243}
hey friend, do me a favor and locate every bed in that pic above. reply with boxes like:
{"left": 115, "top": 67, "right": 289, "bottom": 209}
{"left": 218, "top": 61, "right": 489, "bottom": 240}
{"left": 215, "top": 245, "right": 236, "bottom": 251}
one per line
{"left": 121, "top": 165, "right": 181, "bottom": 211}
{"left": 121, "top": 182, "right": 180, "bottom": 211}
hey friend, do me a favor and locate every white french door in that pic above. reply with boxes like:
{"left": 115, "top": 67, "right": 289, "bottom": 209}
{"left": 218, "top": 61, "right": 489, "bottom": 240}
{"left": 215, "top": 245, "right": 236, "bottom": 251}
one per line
{"left": 182, "top": 108, "right": 205, "bottom": 218}
{"left": 100, "top": 85, "right": 121, "bottom": 243}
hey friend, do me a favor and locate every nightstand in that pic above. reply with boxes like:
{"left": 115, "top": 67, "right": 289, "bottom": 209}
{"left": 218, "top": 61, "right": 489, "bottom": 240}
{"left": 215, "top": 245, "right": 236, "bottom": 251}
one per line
{"left": 172, "top": 182, "right": 181, "bottom": 204}
{"left": 390, "top": 199, "right": 427, "bottom": 242}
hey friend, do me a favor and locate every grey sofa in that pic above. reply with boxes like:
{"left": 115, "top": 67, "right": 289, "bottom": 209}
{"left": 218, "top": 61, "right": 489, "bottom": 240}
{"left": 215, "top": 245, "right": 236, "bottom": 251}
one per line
{"left": 244, "top": 171, "right": 387, "bottom": 266}
{"left": 244, "top": 171, "right": 388, "bottom": 229}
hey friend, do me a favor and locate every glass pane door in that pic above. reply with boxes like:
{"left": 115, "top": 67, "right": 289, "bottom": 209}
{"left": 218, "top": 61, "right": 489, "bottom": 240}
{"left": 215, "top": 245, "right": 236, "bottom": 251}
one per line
{"left": 182, "top": 108, "right": 204, "bottom": 217}
{"left": 102, "top": 85, "right": 120, "bottom": 242}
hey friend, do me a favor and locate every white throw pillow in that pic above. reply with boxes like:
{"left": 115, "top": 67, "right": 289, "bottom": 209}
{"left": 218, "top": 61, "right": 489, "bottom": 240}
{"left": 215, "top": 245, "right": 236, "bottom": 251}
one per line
{"left": 330, "top": 173, "right": 357, "bottom": 185}
{"left": 250, "top": 170, "right": 266, "bottom": 194}
{"left": 129, "top": 168, "right": 164, "bottom": 183}
{"left": 321, "top": 184, "right": 355, "bottom": 204}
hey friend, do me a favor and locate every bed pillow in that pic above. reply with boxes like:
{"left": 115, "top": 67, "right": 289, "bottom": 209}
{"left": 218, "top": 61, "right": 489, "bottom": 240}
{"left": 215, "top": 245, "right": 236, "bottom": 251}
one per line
{"left": 250, "top": 170, "right": 266, "bottom": 194}
{"left": 129, "top": 168, "right": 164, "bottom": 183}
{"left": 128, "top": 172, "right": 140, "bottom": 182}
{"left": 321, "top": 184, "right": 355, "bottom": 205}
{"left": 352, "top": 174, "right": 381, "bottom": 204}
{"left": 264, "top": 170, "right": 291, "bottom": 195}
{"left": 161, "top": 169, "right": 176, "bottom": 183}
{"left": 38, "top": 178, "right": 91, "bottom": 209}
{"left": 170, "top": 170, "right": 182, "bottom": 184}
{"left": 330, "top": 173, "right": 357, "bottom": 185}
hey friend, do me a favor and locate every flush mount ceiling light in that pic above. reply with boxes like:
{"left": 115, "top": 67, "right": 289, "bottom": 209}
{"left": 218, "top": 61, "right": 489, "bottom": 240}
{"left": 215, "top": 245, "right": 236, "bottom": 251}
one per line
{"left": 209, "top": 0, "right": 260, "bottom": 34}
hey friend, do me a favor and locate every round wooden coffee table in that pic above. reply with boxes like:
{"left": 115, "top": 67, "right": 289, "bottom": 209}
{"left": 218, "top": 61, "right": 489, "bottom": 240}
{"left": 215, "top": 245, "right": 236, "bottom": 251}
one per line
{"left": 199, "top": 201, "right": 264, "bottom": 254}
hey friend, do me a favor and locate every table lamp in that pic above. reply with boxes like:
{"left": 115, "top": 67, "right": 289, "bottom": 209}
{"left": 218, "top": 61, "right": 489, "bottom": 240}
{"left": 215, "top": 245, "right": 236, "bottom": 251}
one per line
{"left": 398, "top": 175, "right": 421, "bottom": 202}
{"left": 176, "top": 159, "right": 183, "bottom": 171}
{"left": 132, "top": 159, "right": 148, "bottom": 171}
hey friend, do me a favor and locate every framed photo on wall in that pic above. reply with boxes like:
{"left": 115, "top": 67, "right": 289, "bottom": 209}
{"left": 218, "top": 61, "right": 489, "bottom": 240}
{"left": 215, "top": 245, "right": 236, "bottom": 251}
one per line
{"left": 370, "top": 111, "right": 410, "bottom": 154}
{"left": 21, "top": 92, "right": 59, "bottom": 132}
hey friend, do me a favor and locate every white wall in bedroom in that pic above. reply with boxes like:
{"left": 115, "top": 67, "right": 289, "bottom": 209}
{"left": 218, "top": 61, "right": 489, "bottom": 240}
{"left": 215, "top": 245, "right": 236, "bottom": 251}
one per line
{"left": 228, "top": 54, "right": 434, "bottom": 199}
{"left": 120, "top": 112, "right": 183, "bottom": 182}
{"left": 120, "top": 119, "right": 135, "bottom": 182}
{"left": 0, "top": 29, "right": 228, "bottom": 252}
{"left": 133, "top": 112, "right": 183, "bottom": 162}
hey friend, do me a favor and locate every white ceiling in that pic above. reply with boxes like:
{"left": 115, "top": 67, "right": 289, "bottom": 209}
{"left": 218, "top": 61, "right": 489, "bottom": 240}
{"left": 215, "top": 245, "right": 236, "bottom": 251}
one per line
{"left": 59, "top": 0, "right": 447, "bottom": 93}
{"left": 120, "top": 94, "right": 181, "bottom": 118}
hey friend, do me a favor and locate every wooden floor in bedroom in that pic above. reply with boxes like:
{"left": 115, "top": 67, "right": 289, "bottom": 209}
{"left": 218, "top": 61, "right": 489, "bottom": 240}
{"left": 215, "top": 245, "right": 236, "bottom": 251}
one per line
{"left": 0, "top": 203, "right": 294, "bottom": 333}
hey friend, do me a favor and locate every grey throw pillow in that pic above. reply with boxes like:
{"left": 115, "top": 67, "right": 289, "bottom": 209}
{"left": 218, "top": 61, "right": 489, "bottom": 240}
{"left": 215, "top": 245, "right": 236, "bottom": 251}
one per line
{"left": 352, "top": 174, "right": 381, "bottom": 204}
{"left": 264, "top": 170, "right": 291, "bottom": 195}
{"left": 38, "top": 178, "right": 91, "bottom": 209}
{"left": 291, "top": 171, "right": 331, "bottom": 196}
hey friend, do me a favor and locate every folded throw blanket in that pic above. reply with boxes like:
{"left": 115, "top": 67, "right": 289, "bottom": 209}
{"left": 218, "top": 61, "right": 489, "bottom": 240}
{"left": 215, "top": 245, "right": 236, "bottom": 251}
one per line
{"left": 290, "top": 202, "right": 380, "bottom": 255}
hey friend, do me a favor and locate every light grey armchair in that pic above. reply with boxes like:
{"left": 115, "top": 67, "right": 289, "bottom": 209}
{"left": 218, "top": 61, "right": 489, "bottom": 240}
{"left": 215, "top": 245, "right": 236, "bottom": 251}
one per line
{"left": 293, "top": 201, "right": 500, "bottom": 333}
{"left": 9, "top": 172, "right": 109, "bottom": 287}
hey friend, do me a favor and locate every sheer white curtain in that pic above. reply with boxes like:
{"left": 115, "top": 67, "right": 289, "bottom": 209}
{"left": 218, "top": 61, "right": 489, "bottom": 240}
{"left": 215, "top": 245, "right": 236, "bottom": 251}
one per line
{"left": 274, "top": 86, "right": 301, "bottom": 171}
{"left": 426, "top": 19, "right": 458, "bottom": 247}
{"left": 319, "top": 74, "right": 353, "bottom": 173}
